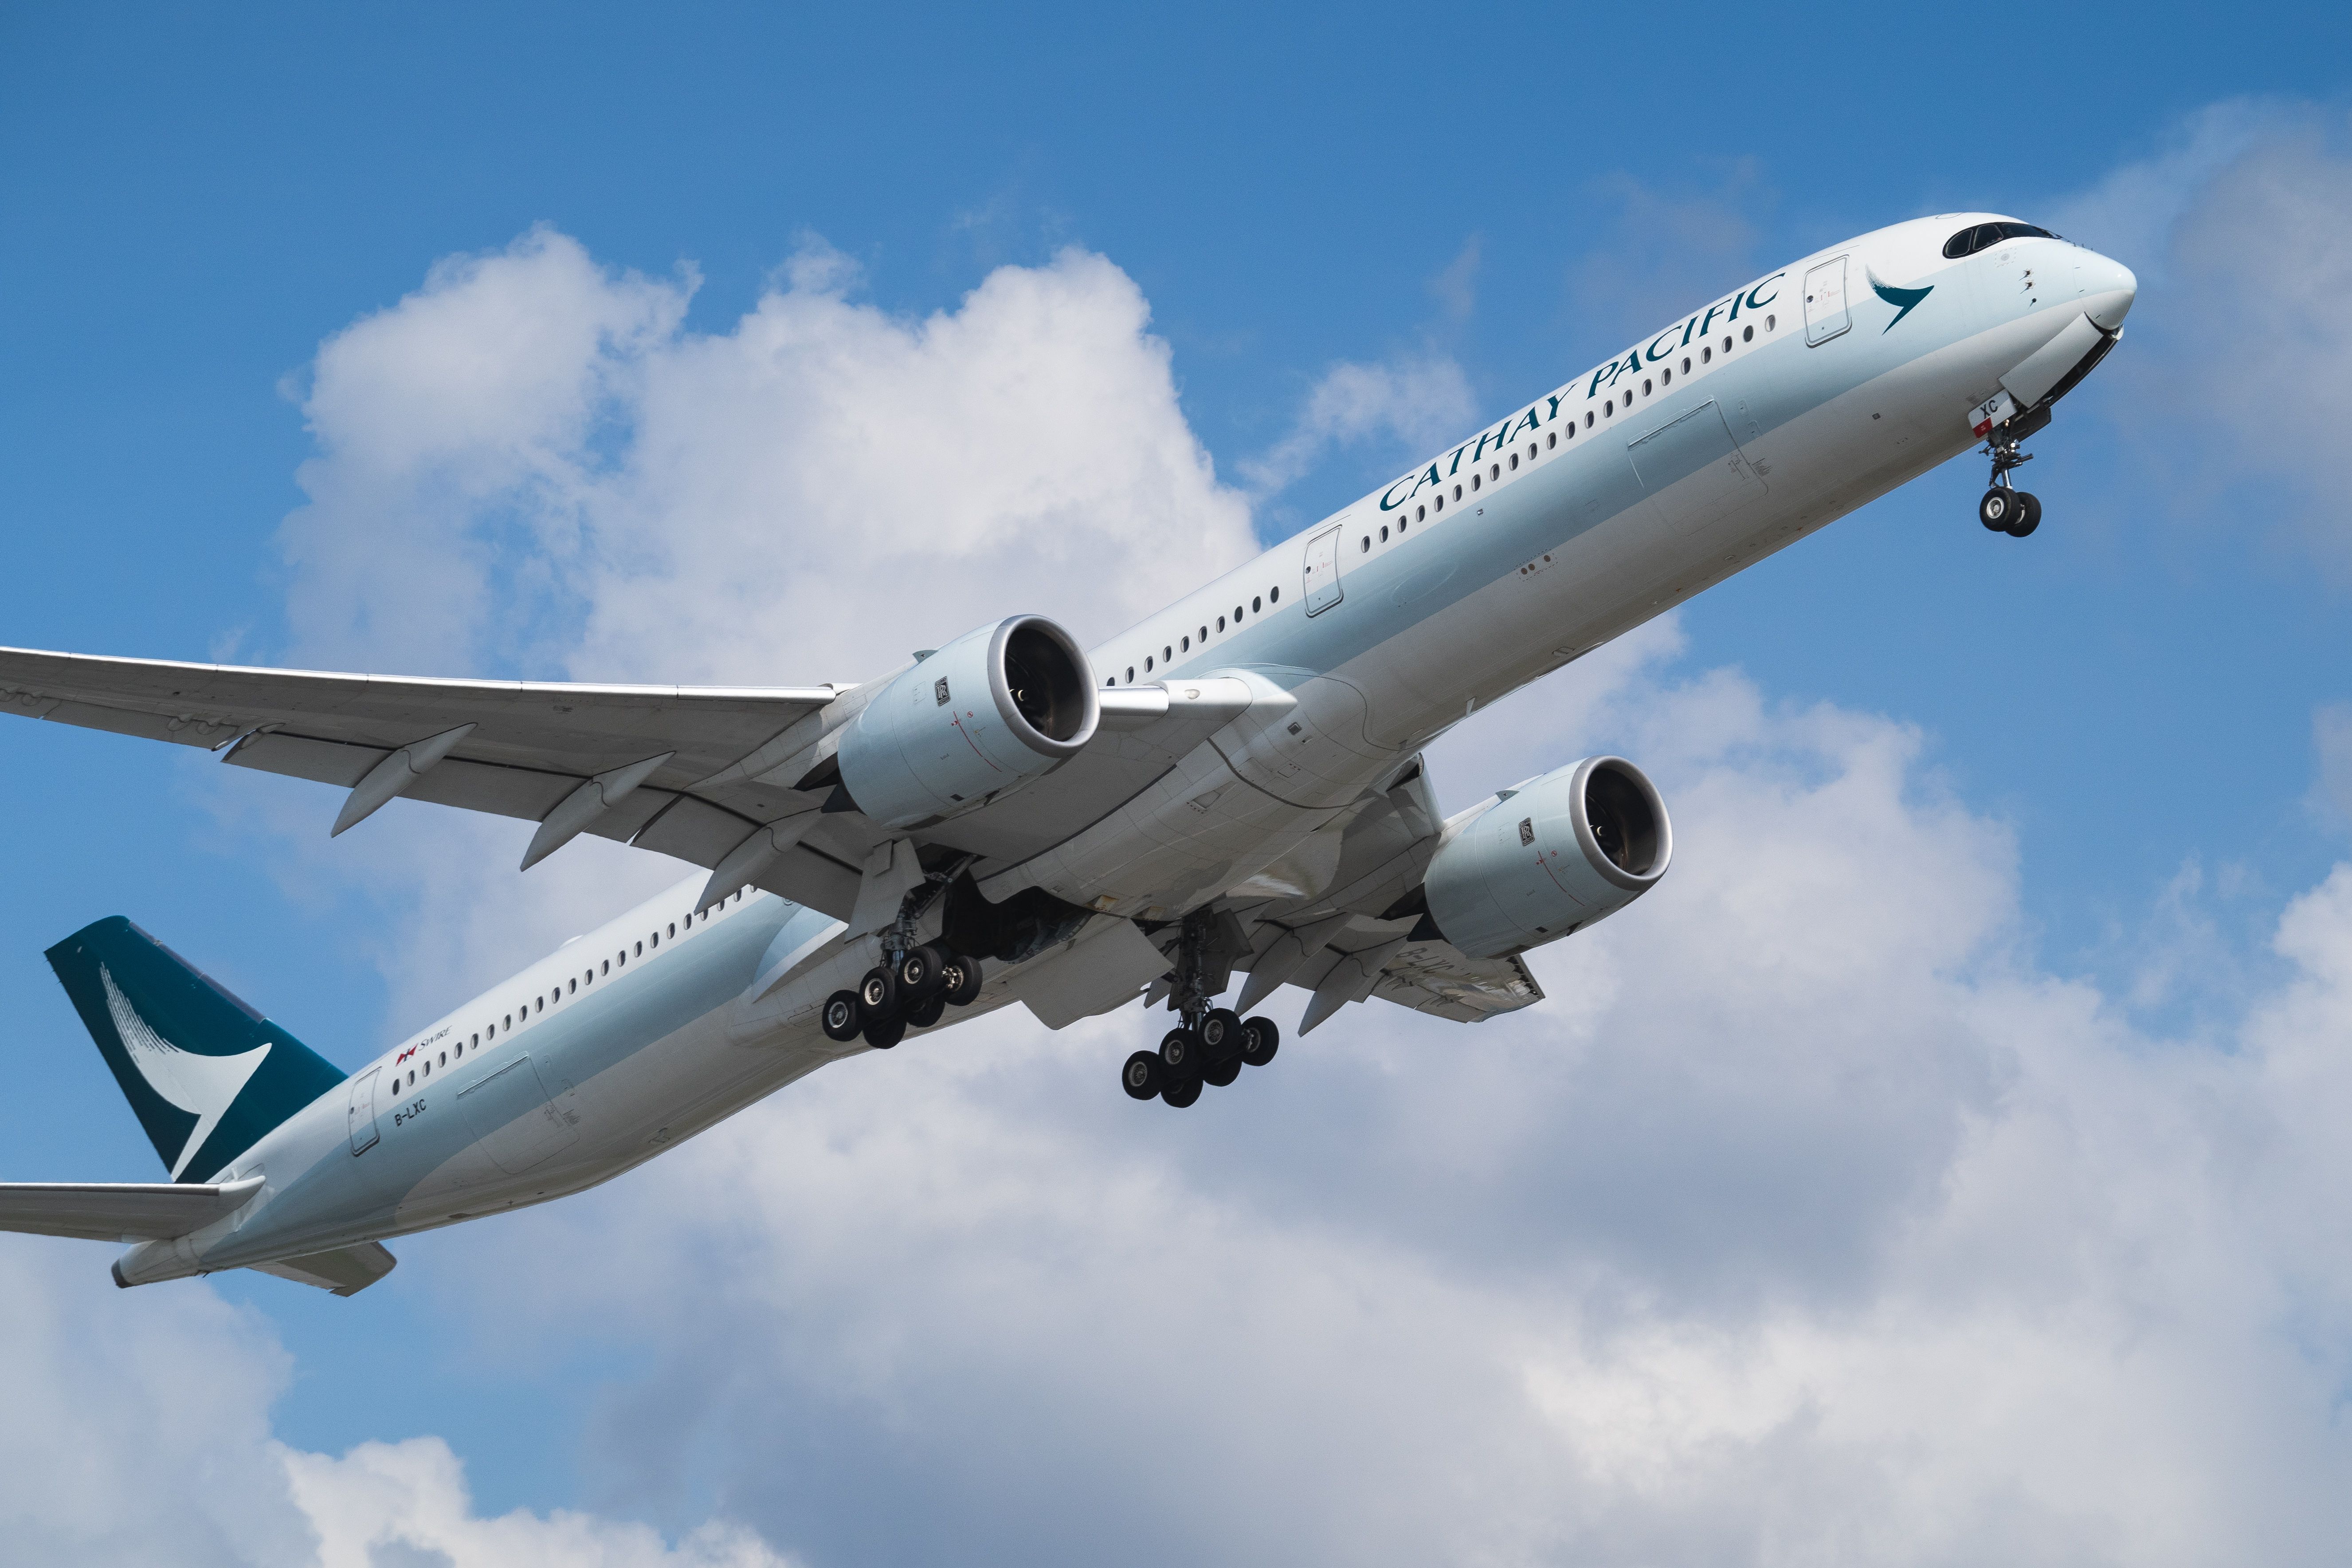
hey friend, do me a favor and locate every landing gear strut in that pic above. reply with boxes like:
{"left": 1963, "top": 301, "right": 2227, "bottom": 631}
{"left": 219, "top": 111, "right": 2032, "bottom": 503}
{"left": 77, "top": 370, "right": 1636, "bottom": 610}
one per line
{"left": 1978, "top": 405, "right": 2047, "bottom": 539}
{"left": 819, "top": 876, "right": 987, "bottom": 1049}
{"left": 1126, "top": 908, "right": 1280, "bottom": 1109}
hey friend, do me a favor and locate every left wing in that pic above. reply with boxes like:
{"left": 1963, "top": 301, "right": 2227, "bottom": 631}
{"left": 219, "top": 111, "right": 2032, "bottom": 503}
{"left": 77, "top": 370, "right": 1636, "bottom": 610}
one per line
{"left": 0, "top": 644, "right": 872, "bottom": 914}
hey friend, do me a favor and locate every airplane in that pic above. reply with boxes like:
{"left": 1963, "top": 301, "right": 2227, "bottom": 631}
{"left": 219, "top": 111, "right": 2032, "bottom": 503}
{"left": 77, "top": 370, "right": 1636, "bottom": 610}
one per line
{"left": 0, "top": 213, "right": 2134, "bottom": 1296}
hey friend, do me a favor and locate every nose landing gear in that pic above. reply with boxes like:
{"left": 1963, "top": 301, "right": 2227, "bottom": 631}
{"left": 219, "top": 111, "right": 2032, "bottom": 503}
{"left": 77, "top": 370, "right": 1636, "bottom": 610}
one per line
{"left": 1976, "top": 400, "right": 2048, "bottom": 539}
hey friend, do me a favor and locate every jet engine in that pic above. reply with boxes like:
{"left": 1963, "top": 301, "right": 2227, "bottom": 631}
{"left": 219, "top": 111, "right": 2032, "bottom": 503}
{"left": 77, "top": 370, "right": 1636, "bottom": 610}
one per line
{"left": 835, "top": 615, "right": 1099, "bottom": 829}
{"left": 1418, "top": 756, "right": 1671, "bottom": 959}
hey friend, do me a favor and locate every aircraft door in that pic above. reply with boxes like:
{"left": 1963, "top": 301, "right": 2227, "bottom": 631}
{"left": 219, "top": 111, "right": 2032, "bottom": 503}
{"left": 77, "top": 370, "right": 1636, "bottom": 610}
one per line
{"left": 1804, "top": 256, "right": 1851, "bottom": 344}
{"left": 347, "top": 1067, "right": 381, "bottom": 1155}
{"left": 1302, "top": 524, "right": 1344, "bottom": 615}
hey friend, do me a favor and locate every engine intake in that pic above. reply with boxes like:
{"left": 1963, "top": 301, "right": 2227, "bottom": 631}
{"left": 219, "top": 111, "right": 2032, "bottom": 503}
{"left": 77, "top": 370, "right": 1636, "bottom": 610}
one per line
{"left": 1419, "top": 756, "right": 1671, "bottom": 959}
{"left": 836, "top": 615, "right": 1098, "bottom": 829}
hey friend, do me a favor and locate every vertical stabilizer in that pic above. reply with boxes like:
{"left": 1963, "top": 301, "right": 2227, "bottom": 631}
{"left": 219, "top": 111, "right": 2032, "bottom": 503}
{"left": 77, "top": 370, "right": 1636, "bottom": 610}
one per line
{"left": 46, "top": 918, "right": 345, "bottom": 1183}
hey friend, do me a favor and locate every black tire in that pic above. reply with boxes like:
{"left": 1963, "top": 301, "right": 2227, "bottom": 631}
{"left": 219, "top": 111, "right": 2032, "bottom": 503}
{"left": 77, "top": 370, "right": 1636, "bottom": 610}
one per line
{"left": 862, "top": 1012, "right": 906, "bottom": 1051}
{"left": 857, "top": 965, "right": 898, "bottom": 1018}
{"left": 1159, "top": 1027, "right": 1203, "bottom": 1075}
{"left": 1239, "top": 1015, "right": 1281, "bottom": 1068}
{"left": 820, "top": 990, "right": 863, "bottom": 1043}
{"left": 941, "top": 953, "right": 984, "bottom": 1007}
{"left": 1203, "top": 1056, "right": 1241, "bottom": 1087}
{"left": 1122, "top": 1050, "right": 1165, "bottom": 1100}
{"left": 905, "top": 992, "right": 947, "bottom": 1029}
{"left": 1979, "top": 487, "right": 2014, "bottom": 531}
{"left": 2005, "top": 491, "right": 2042, "bottom": 537}
{"left": 1162, "top": 1074, "right": 1203, "bottom": 1108}
{"left": 1199, "top": 1008, "right": 1244, "bottom": 1062}
{"left": 897, "top": 942, "right": 949, "bottom": 997}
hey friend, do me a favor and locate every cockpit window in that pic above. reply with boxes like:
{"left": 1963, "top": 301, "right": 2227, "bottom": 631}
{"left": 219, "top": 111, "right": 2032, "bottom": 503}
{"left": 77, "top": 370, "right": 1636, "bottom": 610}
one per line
{"left": 1943, "top": 221, "right": 2058, "bottom": 259}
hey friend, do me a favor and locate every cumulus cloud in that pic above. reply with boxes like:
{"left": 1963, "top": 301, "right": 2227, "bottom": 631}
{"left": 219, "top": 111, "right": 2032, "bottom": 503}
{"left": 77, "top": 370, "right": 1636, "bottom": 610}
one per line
{"left": 397, "top": 647, "right": 2352, "bottom": 1567}
{"left": 0, "top": 1239, "right": 778, "bottom": 1568}
{"left": 62, "top": 176, "right": 2352, "bottom": 1568}
{"left": 1235, "top": 353, "right": 1476, "bottom": 497}
{"left": 2056, "top": 105, "right": 2352, "bottom": 570}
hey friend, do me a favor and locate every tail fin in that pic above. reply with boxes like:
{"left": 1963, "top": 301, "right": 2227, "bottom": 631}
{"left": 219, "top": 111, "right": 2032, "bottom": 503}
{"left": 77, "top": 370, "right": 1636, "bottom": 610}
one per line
{"left": 46, "top": 918, "right": 346, "bottom": 1184}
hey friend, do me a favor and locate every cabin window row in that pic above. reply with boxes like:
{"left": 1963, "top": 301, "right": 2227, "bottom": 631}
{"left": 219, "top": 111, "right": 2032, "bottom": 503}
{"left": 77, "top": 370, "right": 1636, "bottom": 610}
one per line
{"left": 1110, "top": 586, "right": 1282, "bottom": 684}
{"left": 386, "top": 888, "right": 751, "bottom": 1091}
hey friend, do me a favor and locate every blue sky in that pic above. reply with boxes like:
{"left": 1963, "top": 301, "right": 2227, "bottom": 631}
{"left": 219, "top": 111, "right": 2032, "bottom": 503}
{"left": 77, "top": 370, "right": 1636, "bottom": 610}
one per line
{"left": 4, "top": 4, "right": 2352, "bottom": 1564}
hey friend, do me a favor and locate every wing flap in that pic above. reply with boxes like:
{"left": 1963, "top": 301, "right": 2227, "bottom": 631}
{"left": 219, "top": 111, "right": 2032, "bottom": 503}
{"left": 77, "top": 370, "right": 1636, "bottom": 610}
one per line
{"left": 1370, "top": 941, "right": 1543, "bottom": 1022}
{"left": 0, "top": 1176, "right": 264, "bottom": 1243}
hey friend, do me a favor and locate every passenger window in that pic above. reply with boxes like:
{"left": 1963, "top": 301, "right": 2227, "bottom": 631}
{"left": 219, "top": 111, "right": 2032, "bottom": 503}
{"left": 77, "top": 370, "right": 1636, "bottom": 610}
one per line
{"left": 1661, "top": 369, "right": 1671, "bottom": 386}
{"left": 1145, "top": 656, "right": 1154, "bottom": 671}
{"left": 422, "top": 1061, "right": 430, "bottom": 1077}
{"left": 1702, "top": 346, "right": 1711, "bottom": 363}
{"left": 668, "top": 922, "right": 676, "bottom": 937}
{"left": 1251, "top": 596, "right": 1261, "bottom": 612}
{"left": 471, "top": 1033, "right": 479, "bottom": 1047}
{"left": 1379, "top": 525, "right": 1389, "bottom": 541}
{"left": 1361, "top": 535, "right": 1371, "bottom": 550}
{"left": 1604, "top": 400, "right": 1613, "bottom": 416}
{"left": 568, "top": 978, "right": 576, "bottom": 994}
{"left": 1181, "top": 635, "right": 1189, "bottom": 650}
{"left": 1125, "top": 666, "right": 1135, "bottom": 682}
{"left": 1163, "top": 646, "right": 1171, "bottom": 662}
{"left": 1682, "top": 357, "right": 1691, "bottom": 373}
{"left": 1584, "top": 411, "right": 1594, "bottom": 427}
{"left": 1765, "top": 314, "right": 1776, "bottom": 332}
{"left": 1469, "top": 475, "right": 1480, "bottom": 493}
{"left": 439, "top": 1051, "right": 446, "bottom": 1068}
{"left": 1743, "top": 324, "right": 1754, "bottom": 342}
{"left": 1642, "top": 378, "right": 1652, "bottom": 396}
{"left": 1269, "top": 586, "right": 1279, "bottom": 603}
{"left": 1547, "top": 432, "right": 1556, "bottom": 449}
{"left": 1453, "top": 484, "right": 1463, "bottom": 501}
{"left": 602, "top": 960, "right": 609, "bottom": 975}
{"left": 1508, "top": 454, "right": 1518, "bottom": 470}
{"left": 1397, "top": 517, "right": 1407, "bottom": 533}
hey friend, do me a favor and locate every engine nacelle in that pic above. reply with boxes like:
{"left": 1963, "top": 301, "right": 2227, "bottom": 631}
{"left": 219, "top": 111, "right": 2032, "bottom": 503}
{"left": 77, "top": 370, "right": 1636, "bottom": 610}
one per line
{"left": 836, "top": 615, "right": 1098, "bottom": 829}
{"left": 1420, "top": 756, "right": 1671, "bottom": 959}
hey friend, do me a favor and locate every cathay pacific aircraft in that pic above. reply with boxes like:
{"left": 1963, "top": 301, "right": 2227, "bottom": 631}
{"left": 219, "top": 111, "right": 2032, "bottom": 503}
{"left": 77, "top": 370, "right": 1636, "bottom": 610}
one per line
{"left": 0, "top": 214, "right": 2133, "bottom": 1296}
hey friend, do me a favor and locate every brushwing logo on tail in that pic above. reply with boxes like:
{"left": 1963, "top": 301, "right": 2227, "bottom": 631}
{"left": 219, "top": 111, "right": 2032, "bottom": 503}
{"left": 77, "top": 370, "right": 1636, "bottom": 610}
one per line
{"left": 100, "top": 964, "right": 271, "bottom": 1179}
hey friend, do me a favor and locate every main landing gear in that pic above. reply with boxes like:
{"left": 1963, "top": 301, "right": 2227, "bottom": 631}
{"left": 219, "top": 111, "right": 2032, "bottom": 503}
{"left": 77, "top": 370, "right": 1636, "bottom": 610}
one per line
{"left": 820, "top": 940, "right": 984, "bottom": 1051}
{"left": 1119, "top": 906, "right": 1281, "bottom": 1109}
{"left": 1978, "top": 408, "right": 2047, "bottom": 538}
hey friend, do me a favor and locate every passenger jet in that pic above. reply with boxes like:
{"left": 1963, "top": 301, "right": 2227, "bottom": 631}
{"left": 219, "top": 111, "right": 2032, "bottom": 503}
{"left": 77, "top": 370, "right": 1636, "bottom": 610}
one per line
{"left": 0, "top": 214, "right": 2133, "bottom": 1295}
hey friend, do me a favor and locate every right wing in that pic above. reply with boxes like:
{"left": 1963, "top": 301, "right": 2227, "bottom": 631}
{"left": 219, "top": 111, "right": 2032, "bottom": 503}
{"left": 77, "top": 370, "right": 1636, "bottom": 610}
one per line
{"left": 0, "top": 1176, "right": 263, "bottom": 1243}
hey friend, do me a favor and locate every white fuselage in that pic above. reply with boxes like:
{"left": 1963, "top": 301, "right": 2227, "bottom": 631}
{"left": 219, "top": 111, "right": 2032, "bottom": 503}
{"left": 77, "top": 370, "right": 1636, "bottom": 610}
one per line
{"left": 127, "top": 213, "right": 2136, "bottom": 1283}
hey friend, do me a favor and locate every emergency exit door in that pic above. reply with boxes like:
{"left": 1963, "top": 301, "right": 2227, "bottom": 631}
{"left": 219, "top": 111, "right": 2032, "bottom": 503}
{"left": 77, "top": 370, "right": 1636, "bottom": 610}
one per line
{"left": 347, "top": 1067, "right": 380, "bottom": 1155}
{"left": 1804, "top": 256, "right": 1850, "bottom": 345}
{"left": 1302, "top": 523, "right": 1344, "bottom": 615}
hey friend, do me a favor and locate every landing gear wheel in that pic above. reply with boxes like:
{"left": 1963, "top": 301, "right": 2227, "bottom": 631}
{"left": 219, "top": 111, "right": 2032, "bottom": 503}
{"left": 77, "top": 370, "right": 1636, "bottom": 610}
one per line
{"left": 1239, "top": 1015, "right": 1281, "bottom": 1067}
{"left": 896, "top": 942, "right": 951, "bottom": 998}
{"left": 1199, "top": 1008, "right": 1243, "bottom": 1062}
{"left": 1158, "top": 1027, "right": 1204, "bottom": 1076}
{"left": 857, "top": 965, "right": 898, "bottom": 1019}
{"left": 821, "top": 990, "right": 864, "bottom": 1043}
{"left": 2005, "top": 491, "right": 2042, "bottom": 537}
{"left": 1122, "top": 1050, "right": 1166, "bottom": 1101}
{"left": 1161, "top": 1074, "right": 1203, "bottom": 1108}
{"left": 862, "top": 1013, "right": 906, "bottom": 1051}
{"left": 1979, "top": 487, "right": 2016, "bottom": 531}
{"left": 940, "top": 953, "right": 984, "bottom": 1007}
{"left": 904, "top": 992, "right": 946, "bottom": 1030}
{"left": 1203, "top": 1057, "right": 1241, "bottom": 1087}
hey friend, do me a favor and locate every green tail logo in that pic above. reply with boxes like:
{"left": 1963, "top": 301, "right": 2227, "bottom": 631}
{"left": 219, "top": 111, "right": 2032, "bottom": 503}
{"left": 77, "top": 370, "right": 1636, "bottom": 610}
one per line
{"left": 1869, "top": 269, "right": 1933, "bottom": 333}
{"left": 47, "top": 918, "right": 346, "bottom": 1182}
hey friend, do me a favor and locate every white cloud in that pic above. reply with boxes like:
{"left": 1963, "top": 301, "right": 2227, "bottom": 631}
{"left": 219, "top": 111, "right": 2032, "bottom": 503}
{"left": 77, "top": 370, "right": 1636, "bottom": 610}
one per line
{"left": 0, "top": 1239, "right": 782, "bottom": 1568}
{"left": 2058, "top": 106, "right": 2352, "bottom": 570}
{"left": 1236, "top": 353, "right": 1476, "bottom": 497}
{"left": 98, "top": 185, "right": 2352, "bottom": 1566}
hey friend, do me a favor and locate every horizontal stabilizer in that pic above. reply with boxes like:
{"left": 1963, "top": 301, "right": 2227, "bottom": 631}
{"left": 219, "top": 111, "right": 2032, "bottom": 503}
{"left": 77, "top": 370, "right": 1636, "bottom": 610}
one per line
{"left": 0, "top": 1176, "right": 263, "bottom": 1243}
{"left": 249, "top": 1242, "right": 396, "bottom": 1297}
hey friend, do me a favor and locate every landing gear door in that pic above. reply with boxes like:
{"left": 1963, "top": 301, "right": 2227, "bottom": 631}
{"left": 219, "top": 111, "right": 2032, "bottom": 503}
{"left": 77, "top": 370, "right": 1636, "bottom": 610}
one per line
{"left": 1803, "top": 255, "right": 1850, "bottom": 345}
{"left": 1303, "top": 523, "right": 1344, "bottom": 616}
{"left": 347, "top": 1067, "right": 381, "bottom": 1156}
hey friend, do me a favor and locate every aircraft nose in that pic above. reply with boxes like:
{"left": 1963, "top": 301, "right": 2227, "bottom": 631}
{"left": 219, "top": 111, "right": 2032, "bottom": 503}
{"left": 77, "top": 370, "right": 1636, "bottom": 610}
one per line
{"left": 2080, "top": 250, "right": 2137, "bottom": 331}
